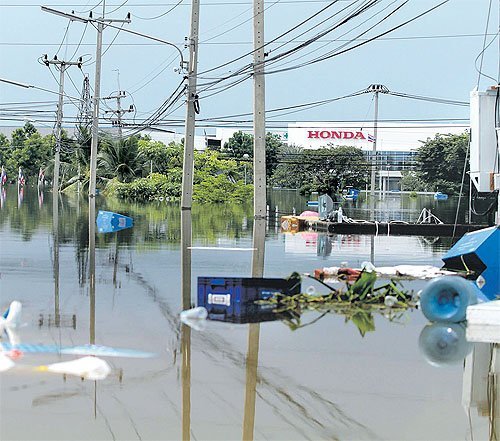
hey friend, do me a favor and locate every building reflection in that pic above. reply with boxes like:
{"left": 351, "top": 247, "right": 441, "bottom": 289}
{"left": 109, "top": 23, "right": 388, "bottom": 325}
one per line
{"left": 463, "top": 343, "right": 500, "bottom": 440}
{"left": 419, "top": 323, "right": 500, "bottom": 440}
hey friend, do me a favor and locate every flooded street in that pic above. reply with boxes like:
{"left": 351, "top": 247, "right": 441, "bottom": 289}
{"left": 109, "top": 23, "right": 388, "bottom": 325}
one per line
{"left": 0, "top": 187, "right": 495, "bottom": 440}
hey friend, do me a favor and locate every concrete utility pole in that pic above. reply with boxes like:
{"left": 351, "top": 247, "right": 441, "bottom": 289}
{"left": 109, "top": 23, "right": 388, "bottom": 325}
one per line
{"left": 365, "top": 84, "right": 388, "bottom": 199}
{"left": 103, "top": 91, "right": 134, "bottom": 138}
{"left": 180, "top": 0, "right": 200, "bottom": 319}
{"left": 41, "top": 55, "right": 82, "bottom": 194}
{"left": 243, "top": 3, "right": 266, "bottom": 441}
{"left": 181, "top": 0, "right": 200, "bottom": 210}
{"left": 41, "top": 6, "right": 131, "bottom": 199}
{"left": 252, "top": 0, "right": 267, "bottom": 228}
{"left": 251, "top": 0, "right": 267, "bottom": 277}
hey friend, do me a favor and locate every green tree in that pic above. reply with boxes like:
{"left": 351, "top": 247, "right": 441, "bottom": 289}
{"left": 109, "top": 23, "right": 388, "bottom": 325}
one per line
{"left": 98, "top": 136, "right": 145, "bottom": 183}
{"left": 298, "top": 145, "right": 368, "bottom": 194}
{"left": 0, "top": 133, "right": 10, "bottom": 172}
{"left": 138, "top": 139, "right": 183, "bottom": 175}
{"left": 270, "top": 143, "right": 304, "bottom": 189}
{"left": 222, "top": 131, "right": 253, "bottom": 158}
{"left": 222, "top": 130, "right": 284, "bottom": 179}
{"left": 271, "top": 145, "right": 367, "bottom": 194}
{"left": 415, "top": 132, "right": 469, "bottom": 194}
{"left": 265, "top": 132, "right": 282, "bottom": 179}
{"left": 6, "top": 123, "right": 52, "bottom": 182}
{"left": 400, "top": 170, "right": 427, "bottom": 192}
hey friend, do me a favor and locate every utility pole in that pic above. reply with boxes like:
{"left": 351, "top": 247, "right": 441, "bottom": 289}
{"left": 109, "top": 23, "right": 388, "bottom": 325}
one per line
{"left": 181, "top": 0, "right": 200, "bottom": 210}
{"left": 103, "top": 91, "right": 134, "bottom": 138}
{"left": 41, "top": 6, "right": 131, "bottom": 199}
{"left": 365, "top": 84, "right": 388, "bottom": 199}
{"left": 42, "top": 54, "right": 82, "bottom": 194}
{"left": 251, "top": 0, "right": 266, "bottom": 277}
{"left": 243, "top": 2, "right": 266, "bottom": 441}
{"left": 180, "top": 0, "right": 200, "bottom": 309}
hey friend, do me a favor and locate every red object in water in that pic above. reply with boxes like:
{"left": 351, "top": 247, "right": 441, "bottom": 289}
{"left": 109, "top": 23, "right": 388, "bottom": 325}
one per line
{"left": 338, "top": 268, "right": 362, "bottom": 282}
{"left": 8, "top": 349, "right": 23, "bottom": 360}
{"left": 299, "top": 210, "right": 319, "bottom": 218}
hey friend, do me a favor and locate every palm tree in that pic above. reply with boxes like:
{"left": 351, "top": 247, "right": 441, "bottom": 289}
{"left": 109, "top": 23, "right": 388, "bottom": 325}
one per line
{"left": 98, "top": 136, "right": 145, "bottom": 183}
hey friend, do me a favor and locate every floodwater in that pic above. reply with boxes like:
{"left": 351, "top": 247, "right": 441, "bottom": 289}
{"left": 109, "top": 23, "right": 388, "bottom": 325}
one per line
{"left": 0, "top": 186, "right": 496, "bottom": 441}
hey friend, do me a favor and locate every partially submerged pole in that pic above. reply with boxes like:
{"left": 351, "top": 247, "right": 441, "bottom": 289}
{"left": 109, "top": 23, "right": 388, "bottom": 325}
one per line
{"left": 244, "top": 1, "right": 266, "bottom": 440}
{"left": 181, "top": 0, "right": 200, "bottom": 210}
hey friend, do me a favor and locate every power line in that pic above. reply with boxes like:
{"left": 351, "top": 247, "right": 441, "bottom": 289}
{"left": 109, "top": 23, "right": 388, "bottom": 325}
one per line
{"left": 2, "top": 33, "right": 496, "bottom": 46}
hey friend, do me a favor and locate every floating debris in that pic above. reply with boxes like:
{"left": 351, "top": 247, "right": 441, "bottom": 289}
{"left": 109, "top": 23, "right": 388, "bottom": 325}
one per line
{"left": 256, "top": 271, "right": 418, "bottom": 336}
{"left": 96, "top": 210, "right": 133, "bottom": 233}
{"left": 35, "top": 356, "right": 111, "bottom": 381}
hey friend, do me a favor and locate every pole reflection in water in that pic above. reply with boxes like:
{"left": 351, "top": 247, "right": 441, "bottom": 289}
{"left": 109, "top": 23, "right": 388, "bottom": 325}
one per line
{"left": 89, "top": 196, "right": 96, "bottom": 345}
{"left": 463, "top": 343, "right": 500, "bottom": 440}
{"left": 88, "top": 196, "right": 97, "bottom": 418}
{"left": 38, "top": 185, "right": 44, "bottom": 208}
{"left": 53, "top": 191, "right": 60, "bottom": 327}
{"left": 243, "top": 216, "right": 266, "bottom": 441}
{"left": 181, "top": 323, "right": 191, "bottom": 441}
{"left": 17, "top": 184, "right": 24, "bottom": 208}
{"left": 181, "top": 208, "right": 192, "bottom": 440}
{"left": 0, "top": 186, "right": 5, "bottom": 209}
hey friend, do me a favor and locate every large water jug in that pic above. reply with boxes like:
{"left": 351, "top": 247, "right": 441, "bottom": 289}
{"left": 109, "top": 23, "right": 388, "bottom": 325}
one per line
{"left": 420, "top": 276, "right": 486, "bottom": 323}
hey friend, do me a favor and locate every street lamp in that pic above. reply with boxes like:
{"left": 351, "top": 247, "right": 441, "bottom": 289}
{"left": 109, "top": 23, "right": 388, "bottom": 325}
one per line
{"left": 243, "top": 153, "right": 250, "bottom": 185}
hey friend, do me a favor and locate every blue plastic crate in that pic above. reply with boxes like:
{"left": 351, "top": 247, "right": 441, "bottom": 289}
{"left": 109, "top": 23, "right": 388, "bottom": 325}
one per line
{"left": 197, "top": 276, "right": 301, "bottom": 321}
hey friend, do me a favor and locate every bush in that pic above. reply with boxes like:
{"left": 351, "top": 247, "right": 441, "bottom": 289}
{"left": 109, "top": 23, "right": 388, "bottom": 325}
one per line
{"left": 193, "top": 175, "right": 252, "bottom": 204}
{"left": 104, "top": 173, "right": 181, "bottom": 202}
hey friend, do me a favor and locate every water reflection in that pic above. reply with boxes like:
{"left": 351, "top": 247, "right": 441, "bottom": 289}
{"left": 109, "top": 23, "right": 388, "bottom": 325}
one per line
{"left": 464, "top": 343, "right": 500, "bottom": 440}
{"left": 89, "top": 196, "right": 96, "bottom": 345}
{"left": 284, "top": 231, "right": 451, "bottom": 259}
{"left": 17, "top": 184, "right": 23, "bottom": 208}
{"left": 180, "top": 208, "right": 192, "bottom": 440}
{"left": 419, "top": 322, "right": 473, "bottom": 367}
{"left": 53, "top": 188, "right": 60, "bottom": 328}
{"left": 1, "top": 188, "right": 486, "bottom": 440}
{"left": 0, "top": 186, "right": 5, "bottom": 209}
{"left": 268, "top": 189, "right": 490, "bottom": 225}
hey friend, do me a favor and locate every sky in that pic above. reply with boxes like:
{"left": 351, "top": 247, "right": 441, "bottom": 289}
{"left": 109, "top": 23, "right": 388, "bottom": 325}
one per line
{"left": 0, "top": 0, "right": 498, "bottom": 138}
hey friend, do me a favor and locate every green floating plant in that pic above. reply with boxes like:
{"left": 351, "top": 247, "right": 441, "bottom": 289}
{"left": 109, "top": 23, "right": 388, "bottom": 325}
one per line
{"left": 256, "top": 271, "right": 417, "bottom": 336}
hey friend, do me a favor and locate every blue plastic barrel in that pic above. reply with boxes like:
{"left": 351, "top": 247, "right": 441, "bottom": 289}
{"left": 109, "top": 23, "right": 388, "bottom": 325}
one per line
{"left": 418, "top": 322, "right": 472, "bottom": 366}
{"left": 420, "top": 276, "right": 484, "bottom": 323}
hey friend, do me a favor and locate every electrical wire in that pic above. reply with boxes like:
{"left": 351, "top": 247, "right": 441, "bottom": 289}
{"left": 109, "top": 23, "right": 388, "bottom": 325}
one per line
{"left": 73, "top": 0, "right": 104, "bottom": 14}
{"left": 131, "top": 0, "right": 183, "bottom": 20}
{"left": 197, "top": 0, "right": 343, "bottom": 77}
{"left": 129, "top": 53, "right": 180, "bottom": 94}
{"left": 55, "top": 20, "right": 72, "bottom": 58}
{"left": 264, "top": 0, "right": 445, "bottom": 75}
{"left": 266, "top": 0, "right": 382, "bottom": 61}
{"left": 474, "top": 32, "right": 500, "bottom": 84}
{"left": 201, "top": 0, "right": 282, "bottom": 44}
{"left": 68, "top": 22, "right": 89, "bottom": 62}
{"left": 477, "top": 0, "right": 494, "bottom": 88}
{"left": 264, "top": 0, "right": 398, "bottom": 73}
{"left": 387, "top": 91, "right": 468, "bottom": 107}
{"left": 102, "top": 23, "right": 125, "bottom": 57}
{"left": 195, "top": 0, "right": 407, "bottom": 95}
{"left": 106, "top": 0, "right": 128, "bottom": 15}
